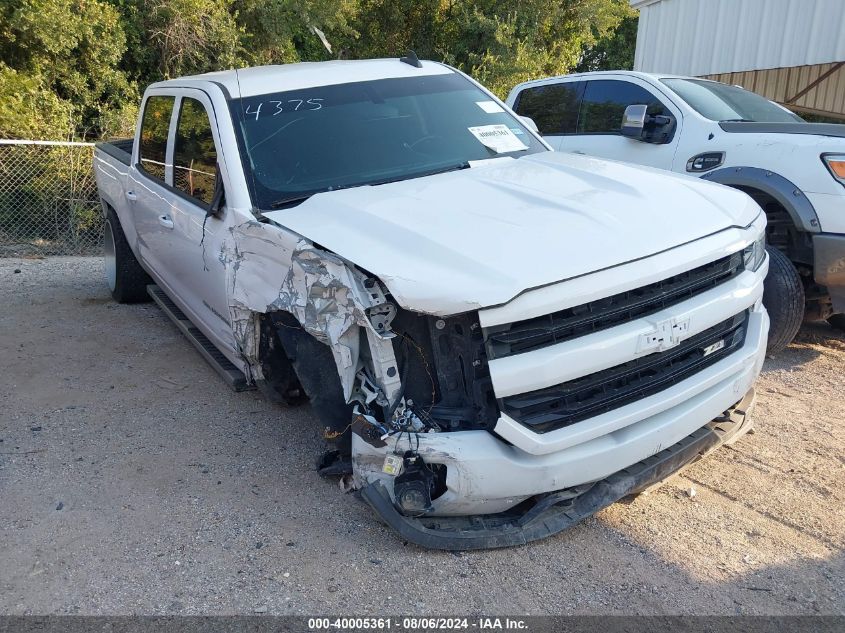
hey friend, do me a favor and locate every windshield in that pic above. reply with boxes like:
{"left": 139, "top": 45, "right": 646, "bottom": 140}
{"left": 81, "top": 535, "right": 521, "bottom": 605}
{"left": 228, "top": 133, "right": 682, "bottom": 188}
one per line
{"left": 661, "top": 78, "right": 803, "bottom": 123}
{"left": 230, "top": 73, "right": 546, "bottom": 208}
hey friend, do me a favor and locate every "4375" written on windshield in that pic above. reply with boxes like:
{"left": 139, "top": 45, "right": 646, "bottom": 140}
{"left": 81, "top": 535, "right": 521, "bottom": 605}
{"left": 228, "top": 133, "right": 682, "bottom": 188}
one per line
{"left": 244, "top": 98, "right": 324, "bottom": 120}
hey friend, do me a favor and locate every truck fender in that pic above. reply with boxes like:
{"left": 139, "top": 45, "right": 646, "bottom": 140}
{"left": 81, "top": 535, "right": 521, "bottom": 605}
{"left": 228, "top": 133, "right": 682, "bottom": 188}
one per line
{"left": 223, "top": 219, "right": 401, "bottom": 407}
{"left": 701, "top": 167, "right": 820, "bottom": 234}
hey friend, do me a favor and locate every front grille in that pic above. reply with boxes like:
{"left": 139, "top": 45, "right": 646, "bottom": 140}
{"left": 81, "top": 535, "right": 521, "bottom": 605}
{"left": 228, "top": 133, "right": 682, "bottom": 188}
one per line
{"left": 501, "top": 311, "right": 749, "bottom": 434}
{"left": 486, "top": 252, "right": 744, "bottom": 359}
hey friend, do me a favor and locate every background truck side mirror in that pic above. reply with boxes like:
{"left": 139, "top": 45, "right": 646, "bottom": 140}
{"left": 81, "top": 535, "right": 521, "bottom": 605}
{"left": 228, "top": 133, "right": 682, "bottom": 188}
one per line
{"left": 621, "top": 105, "right": 675, "bottom": 144}
{"left": 621, "top": 104, "right": 648, "bottom": 140}
{"left": 519, "top": 115, "right": 539, "bottom": 133}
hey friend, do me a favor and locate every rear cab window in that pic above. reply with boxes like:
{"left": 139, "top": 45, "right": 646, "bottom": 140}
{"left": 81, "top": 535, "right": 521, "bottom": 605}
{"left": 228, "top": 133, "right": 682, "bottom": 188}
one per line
{"left": 513, "top": 82, "right": 582, "bottom": 135}
{"left": 577, "top": 80, "right": 672, "bottom": 134}
{"left": 173, "top": 97, "right": 219, "bottom": 206}
{"left": 138, "top": 95, "right": 175, "bottom": 182}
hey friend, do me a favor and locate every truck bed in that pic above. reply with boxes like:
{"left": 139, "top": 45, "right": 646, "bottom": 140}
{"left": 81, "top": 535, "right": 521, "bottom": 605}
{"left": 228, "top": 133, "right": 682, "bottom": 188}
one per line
{"left": 95, "top": 138, "right": 134, "bottom": 165}
{"left": 93, "top": 138, "right": 134, "bottom": 221}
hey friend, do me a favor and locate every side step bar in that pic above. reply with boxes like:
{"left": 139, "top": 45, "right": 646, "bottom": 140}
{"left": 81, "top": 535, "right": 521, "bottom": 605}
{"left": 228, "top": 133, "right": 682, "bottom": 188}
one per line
{"left": 147, "top": 285, "right": 254, "bottom": 392}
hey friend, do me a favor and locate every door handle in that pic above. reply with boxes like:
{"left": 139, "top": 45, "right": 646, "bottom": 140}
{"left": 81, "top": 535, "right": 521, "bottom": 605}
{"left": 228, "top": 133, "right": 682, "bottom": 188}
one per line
{"left": 158, "top": 215, "right": 174, "bottom": 230}
{"left": 125, "top": 190, "right": 137, "bottom": 202}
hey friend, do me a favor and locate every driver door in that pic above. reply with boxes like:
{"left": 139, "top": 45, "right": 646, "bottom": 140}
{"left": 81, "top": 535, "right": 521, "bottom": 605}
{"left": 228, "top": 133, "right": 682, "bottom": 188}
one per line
{"left": 155, "top": 90, "right": 235, "bottom": 353}
{"left": 558, "top": 78, "right": 682, "bottom": 170}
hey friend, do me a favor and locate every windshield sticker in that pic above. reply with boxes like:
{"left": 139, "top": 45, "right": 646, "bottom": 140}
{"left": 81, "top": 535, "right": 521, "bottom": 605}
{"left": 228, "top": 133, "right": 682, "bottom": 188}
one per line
{"left": 468, "top": 124, "right": 528, "bottom": 153}
{"left": 476, "top": 100, "right": 505, "bottom": 114}
{"left": 509, "top": 127, "right": 524, "bottom": 135}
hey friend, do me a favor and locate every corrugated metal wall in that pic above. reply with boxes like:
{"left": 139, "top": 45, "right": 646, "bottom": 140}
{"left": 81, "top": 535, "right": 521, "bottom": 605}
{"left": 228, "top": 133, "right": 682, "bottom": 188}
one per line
{"left": 632, "top": 0, "right": 845, "bottom": 119}
{"left": 632, "top": 0, "right": 845, "bottom": 76}
{"left": 703, "top": 63, "right": 845, "bottom": 120}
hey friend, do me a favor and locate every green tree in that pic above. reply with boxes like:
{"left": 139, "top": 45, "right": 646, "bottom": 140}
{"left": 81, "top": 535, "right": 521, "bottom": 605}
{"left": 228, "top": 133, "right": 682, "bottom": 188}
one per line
{"left": 575, "top": 14, "right": 638, "bottom": 73}
{"left": 234, "top": 0, "right": 357, "bottom": 65}
{"left": 343, "top": 0, "right": 633, "bottom": 98}
{"left": 0, "top": 66, "right": 75, "bottom": 139}
{"left": 0, "top": 0, "right": 137, "bottom": 138}
{"left": 135, "top": 0, "right": 242, "bottom": 80}
{"left": 0, "top": 0, "right": 635, "bottom": 138}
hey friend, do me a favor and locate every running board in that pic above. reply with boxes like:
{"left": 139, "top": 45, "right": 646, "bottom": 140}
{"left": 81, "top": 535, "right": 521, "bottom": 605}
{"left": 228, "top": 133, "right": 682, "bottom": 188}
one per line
{"left": 147, "top": 285, "right": 254, "bottom": 392}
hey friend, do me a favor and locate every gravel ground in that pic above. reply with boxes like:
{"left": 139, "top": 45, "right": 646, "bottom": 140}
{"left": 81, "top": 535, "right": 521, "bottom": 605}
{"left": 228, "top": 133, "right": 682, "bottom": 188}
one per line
{"left": 1, "top": 257, "right": 843, "bottom": 615}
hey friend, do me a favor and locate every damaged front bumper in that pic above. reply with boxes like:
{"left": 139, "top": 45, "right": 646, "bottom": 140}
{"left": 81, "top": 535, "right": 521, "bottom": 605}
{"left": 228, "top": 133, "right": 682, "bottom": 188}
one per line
{"left": 814, "top": 233, "right": 845, "bottom": 313}
{"left": 360, "top": 389, "right": 756, "bottom": 550}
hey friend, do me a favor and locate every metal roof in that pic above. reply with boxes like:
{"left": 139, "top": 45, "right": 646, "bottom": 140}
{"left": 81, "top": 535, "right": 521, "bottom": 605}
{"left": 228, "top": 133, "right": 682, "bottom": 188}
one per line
{"left": 631, "top": 0, "right": 845, "bottom": 119}
{"left": 631, "top": 0, "right": 845, "bottom": 76}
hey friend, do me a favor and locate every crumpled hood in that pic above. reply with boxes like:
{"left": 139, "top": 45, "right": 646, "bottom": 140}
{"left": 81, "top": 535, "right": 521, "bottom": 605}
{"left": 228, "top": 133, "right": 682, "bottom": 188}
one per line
{"left": 264, "top": 151, "right": 760, "bottom": 315}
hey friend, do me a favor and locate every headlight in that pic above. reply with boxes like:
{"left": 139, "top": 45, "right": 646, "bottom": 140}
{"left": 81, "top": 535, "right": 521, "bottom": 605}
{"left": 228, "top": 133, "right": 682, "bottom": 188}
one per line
{"left": 743, "top": 233, "right": 766, "bottom": 272}
{"left": 822, "top": 154, "right": 845, "bottom": 187}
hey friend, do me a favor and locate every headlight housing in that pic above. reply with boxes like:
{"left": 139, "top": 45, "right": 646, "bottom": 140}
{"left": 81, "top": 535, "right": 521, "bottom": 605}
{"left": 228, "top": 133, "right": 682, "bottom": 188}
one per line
{"left": 822, "top": 154, "right": 845, "bottom": 187}
{"left": 743, "top": 232, "right": 766, "bottom": 272}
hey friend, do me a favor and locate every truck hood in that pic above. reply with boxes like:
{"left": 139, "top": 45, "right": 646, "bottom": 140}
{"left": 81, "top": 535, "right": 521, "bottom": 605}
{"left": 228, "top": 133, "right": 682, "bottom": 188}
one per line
{"left": 263, "top": 151, "right": 760, "bottom": 316}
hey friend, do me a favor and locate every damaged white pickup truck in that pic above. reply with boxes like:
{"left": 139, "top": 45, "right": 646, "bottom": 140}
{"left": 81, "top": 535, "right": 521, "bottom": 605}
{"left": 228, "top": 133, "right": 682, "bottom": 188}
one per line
{"left": 94, "top": 56, "right": 769, "bottom": 549}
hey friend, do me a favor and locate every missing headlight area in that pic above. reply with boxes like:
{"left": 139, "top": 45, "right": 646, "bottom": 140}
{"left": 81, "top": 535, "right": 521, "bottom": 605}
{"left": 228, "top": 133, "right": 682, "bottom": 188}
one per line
{"left": 225, "top": 218, "right": 497, "bottom": 503}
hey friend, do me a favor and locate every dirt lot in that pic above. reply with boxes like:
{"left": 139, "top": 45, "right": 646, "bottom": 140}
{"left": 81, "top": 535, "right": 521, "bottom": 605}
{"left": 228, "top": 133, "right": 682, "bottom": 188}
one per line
{"left": 1, "top": 256, "right": 843, "bottom": 615}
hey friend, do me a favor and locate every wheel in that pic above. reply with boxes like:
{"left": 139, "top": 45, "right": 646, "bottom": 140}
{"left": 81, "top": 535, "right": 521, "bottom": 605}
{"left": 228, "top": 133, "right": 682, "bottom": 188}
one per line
{"left": 104, "top": 206, "right": 152, "bottom": 303}
{"left": 762, "top": 247, "right": 804, "bottom": 353}
{"left": 828, "top": 313, "right": 845, "bottom": 331}
{"left": 272, "top": 313, "right": 354, "bottom": 466}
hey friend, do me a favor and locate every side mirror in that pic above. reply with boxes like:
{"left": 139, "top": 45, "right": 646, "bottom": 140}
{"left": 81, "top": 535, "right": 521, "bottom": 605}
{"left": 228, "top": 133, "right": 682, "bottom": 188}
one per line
{"left": 621, "top": 104, "right": 647, "bottom": 140}
{"left": 519, "top": 115, "right": 539, "bottom": 133}
{"left": 208, "top": 163, "right": 225, "bottom": 216}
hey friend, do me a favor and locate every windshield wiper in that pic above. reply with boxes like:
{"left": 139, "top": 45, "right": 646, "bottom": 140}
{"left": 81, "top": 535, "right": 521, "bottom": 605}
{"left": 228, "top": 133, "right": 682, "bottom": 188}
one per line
{"left": 365, "top": 161, "right": 471, "bottom": 187}
{"left": 267, "top": 162, "right": 471, "bottom": 209}
{"left": 721, "top": 118, "right": 755, "bottom": 123}
{"left": 268, "top": 194, "right": 315, "bottom": 209}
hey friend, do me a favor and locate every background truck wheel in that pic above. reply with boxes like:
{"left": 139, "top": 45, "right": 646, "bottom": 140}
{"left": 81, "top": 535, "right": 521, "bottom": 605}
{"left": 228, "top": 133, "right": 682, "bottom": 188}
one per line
{"left": 104, "top": 206, "right": 152, "bottom": 303}
{"left": 762, "top": 247, "right": 804, "bottom": 354}
{"left": 827, "top": 313, "right": 845, "bottom": 331}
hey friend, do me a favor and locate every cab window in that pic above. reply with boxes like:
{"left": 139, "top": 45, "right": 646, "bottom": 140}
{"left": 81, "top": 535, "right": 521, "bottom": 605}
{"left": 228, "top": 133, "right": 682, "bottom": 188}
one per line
{"left": 513, "top": 82, "right": 581, "bottom": 135}
{"left": 138, "top": 96, "right": 175, "bottom": 182}
{"left": 173, "top": 97, "right": 218, "bottom": 206}
{"left": 577, "top": 80, "right": 671, "bottom": 134}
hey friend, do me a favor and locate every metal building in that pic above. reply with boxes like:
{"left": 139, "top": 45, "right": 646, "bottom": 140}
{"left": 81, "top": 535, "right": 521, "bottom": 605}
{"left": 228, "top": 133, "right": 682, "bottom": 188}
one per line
{"left": 631, "top": 0, "right": 845, "bottom": 120}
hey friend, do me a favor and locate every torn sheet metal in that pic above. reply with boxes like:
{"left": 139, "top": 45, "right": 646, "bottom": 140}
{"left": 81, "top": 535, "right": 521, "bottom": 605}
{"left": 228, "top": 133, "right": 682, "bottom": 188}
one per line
{"left": 224, "top": 219, "right": 400, "bottom": 404}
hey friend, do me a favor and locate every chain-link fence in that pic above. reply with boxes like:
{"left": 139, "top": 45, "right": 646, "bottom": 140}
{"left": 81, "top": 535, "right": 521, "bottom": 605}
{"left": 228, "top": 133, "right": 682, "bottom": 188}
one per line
{"left": 0, "top": 140, "right": 102, "bottom": 256}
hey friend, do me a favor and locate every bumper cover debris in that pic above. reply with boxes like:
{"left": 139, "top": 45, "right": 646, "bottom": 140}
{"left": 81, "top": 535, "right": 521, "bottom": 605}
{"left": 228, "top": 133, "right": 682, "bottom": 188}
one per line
{"left": 360, "top": 390, "right": 755, "bottom": 550}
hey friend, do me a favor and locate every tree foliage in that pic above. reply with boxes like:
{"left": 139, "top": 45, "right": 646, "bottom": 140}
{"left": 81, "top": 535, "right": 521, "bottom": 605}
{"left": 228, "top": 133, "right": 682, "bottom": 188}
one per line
{"left": 0, "top": 0, "right": 633, "bottom": 140}
{"left": 575, "top": 14, "right": 638, "bottom": 73}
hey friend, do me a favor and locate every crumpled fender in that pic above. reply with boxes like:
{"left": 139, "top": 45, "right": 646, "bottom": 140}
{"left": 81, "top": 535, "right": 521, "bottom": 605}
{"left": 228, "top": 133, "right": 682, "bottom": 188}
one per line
{"left": 222, "top": 219, "right": 401, "bottom": 404}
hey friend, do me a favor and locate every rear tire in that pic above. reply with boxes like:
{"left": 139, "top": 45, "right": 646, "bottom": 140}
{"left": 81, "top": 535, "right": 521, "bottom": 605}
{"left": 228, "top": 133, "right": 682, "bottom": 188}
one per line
{"left": 104, "top": 206, "right": 152, "bottom": 303}
{"left": 762, "top": 247, "right": 804, "bottom": 353}
{"left": 827, "top": 313, "right": 845, "bottom": 331}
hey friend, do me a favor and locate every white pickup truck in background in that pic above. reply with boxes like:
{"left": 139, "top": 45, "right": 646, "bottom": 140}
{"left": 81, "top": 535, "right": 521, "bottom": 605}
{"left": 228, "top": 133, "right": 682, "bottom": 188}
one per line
{"left": 94, "top": 57, "right": 769, "bottom": 549}
{"left": 507, "top": 71, "right": 845, "bottom": 352}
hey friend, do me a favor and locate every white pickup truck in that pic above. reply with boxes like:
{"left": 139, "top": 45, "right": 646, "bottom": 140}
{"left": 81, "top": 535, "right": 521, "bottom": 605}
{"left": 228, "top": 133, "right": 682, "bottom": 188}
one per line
{"left": 94, "top": 57, "right": 769, "bottom": 549}
{"left": 507, "top": 70, "right": 845, "bottom": 352}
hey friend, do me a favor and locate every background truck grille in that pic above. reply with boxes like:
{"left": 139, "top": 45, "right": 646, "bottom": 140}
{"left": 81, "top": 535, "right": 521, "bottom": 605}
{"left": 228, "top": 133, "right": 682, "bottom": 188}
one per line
{"left": 500, "top": 311, "right": 749, "bottom": 434}
{"left": 486, "top": 252, "right": 744, "bottom": 359}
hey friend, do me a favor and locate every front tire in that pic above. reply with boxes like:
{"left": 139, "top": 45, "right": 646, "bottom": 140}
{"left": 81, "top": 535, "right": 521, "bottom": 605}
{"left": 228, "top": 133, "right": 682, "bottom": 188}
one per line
{"left": 762, "top": 247, "right": 804, "bottom": 354}
{"left": 104, "top": 206, "right": 152, "bottom": 303}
